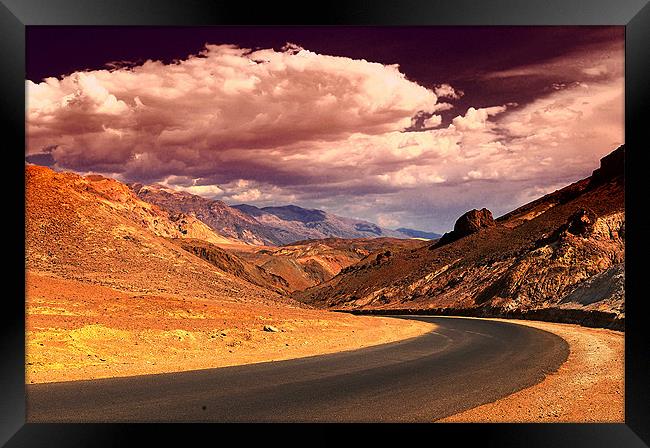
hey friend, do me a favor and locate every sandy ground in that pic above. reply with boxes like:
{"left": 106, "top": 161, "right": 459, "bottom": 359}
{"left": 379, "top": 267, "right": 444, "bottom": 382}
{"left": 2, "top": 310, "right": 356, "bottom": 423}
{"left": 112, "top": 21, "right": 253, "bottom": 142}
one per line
{"left": 26, "top": 272, "right": 624, "bottom": 422}
{"left": 440, "top": 317, "right": 624, "bottom": 422}
{"left": 26, "top": 272, "right": 434, "bottom": 384}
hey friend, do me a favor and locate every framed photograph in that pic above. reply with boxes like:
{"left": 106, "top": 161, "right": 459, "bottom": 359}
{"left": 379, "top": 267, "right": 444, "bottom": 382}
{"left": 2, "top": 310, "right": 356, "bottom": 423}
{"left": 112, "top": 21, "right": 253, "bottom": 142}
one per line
{"left": 3, "top": 0, "right": 649, "bottom": 446}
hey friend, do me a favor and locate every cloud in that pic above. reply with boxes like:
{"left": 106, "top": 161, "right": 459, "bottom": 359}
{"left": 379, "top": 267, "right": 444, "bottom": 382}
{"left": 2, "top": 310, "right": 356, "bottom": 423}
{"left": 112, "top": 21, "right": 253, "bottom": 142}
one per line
{"left": 451, "top": 106, "right": 506, "bottom": 131}
{"left": 582, "top": 64, "right": 609, "bottom": 77}
{"left": 434, "top": 83, "right": 464, "bottom": 100}
{"left": 26, "top": 42, "right": 623, "bottom": 232}
{"left": 376, "top": 214, "right": 400, "bottom": 228}
{"left": 27, "top": 43, "right": 442, "bottom": 174}
{"left": 175, "top": 184, "right": 224, "bottom": 197}
{"left": 422, "top": 114, "right": 442, "bottom": 128}
{"left": 496, "top": 76, "right": 624, "bottom": 179}
{"left": 230, "top": 188, "right": 263, "bottom": 202}
{"left": 483, "top": 39, "right": 623, "bottom": 83}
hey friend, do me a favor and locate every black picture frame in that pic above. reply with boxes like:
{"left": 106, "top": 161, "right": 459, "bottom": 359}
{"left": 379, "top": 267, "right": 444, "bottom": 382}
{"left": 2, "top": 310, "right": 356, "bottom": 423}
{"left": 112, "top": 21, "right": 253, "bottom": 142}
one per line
{"left": 2, "top": 0, "right": 649, "bottom": 446}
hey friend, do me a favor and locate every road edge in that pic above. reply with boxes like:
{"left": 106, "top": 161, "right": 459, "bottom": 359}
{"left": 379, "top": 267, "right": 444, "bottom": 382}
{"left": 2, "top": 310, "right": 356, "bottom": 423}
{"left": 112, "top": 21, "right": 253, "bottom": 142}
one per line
{"left": 437, "top": 316, "right": 624, "bottom": 422}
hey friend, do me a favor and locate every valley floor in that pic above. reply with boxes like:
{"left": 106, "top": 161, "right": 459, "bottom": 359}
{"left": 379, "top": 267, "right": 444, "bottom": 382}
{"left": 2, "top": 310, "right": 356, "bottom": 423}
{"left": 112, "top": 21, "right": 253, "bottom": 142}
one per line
{"left": 440, "top": 317, "right": 624, "bottom": 422}
{"left": 26, "top": 272, "right": 433, "bottom": 384}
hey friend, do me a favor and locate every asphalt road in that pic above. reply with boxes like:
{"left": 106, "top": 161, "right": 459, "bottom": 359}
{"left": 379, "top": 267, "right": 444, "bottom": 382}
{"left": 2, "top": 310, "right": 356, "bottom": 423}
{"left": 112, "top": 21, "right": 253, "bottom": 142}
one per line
{"left": 26, "top": 316, "right": 569, "bottom": 422}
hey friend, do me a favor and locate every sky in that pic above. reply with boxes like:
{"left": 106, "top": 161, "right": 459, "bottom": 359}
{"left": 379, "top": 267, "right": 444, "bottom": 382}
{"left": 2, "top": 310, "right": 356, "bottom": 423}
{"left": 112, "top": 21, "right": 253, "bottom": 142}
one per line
{"left": 25, "top": 27, "right": 624, "bottom": 233}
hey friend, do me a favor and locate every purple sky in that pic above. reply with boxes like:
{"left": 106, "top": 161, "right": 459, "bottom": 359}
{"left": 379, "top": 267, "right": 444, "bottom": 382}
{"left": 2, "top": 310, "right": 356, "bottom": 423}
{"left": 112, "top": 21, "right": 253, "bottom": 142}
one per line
{"left": 26, "top": 27, "right": 624, "bottom": 233}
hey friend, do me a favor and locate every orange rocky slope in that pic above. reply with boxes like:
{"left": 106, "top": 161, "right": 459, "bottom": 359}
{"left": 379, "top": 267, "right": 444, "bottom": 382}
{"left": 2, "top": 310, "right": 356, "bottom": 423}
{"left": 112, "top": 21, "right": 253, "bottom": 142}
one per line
{"left": 25, "top": 166, "right": 432, "bottom": 383}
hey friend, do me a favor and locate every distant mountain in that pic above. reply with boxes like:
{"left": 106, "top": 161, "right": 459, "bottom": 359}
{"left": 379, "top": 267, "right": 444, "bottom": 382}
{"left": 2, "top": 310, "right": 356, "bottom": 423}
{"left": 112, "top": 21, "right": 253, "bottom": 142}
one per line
{"left": 232, "top": 204, "right": 412, "bottom": 244}
{"left": 129, "top": 184, "right": 280, "bottom": 245}
{"left": 130, "top": 185, "right": 435, "bottom": 246}
{"left": 395, "top": 228, "right": 441, "bottom": 240}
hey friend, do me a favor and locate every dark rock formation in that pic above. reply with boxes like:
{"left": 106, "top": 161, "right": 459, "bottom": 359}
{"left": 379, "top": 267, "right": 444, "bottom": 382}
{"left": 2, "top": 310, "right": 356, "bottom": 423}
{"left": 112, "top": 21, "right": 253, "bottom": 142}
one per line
{"left": 454, "top": 208, "right": 496, "bottom": 235}
{"left": 535, "top": 208, "right": 598, "bottom": 247}
{"left": 566, "top": 208, "right": 597, "bottom": 237}
{"left": 374, "top": 250, "right": 392, "bottom": 266}
{"left": 434, "top": 208, "right": 495, "bottom": 247}
{"left": 589, "top": 144, "right": 624, "bottom": 187}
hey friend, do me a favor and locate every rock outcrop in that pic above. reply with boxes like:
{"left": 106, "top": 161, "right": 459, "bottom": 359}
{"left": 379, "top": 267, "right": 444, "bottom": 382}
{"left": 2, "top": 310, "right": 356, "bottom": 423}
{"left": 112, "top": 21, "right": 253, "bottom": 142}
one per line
{"left": 566, "top": 208, "right": 597, "bottom": 237}
{"left": 454, "top": 208, "right": 496, "bottom": 235}
{"left": 434, "top": 208, "right": 496, "bottom": 247}
{"left": 590, "top": 144, "right": 624, "bottom": 187}
{"left": 536, "top": 208, "right": 598, "bottom": 246}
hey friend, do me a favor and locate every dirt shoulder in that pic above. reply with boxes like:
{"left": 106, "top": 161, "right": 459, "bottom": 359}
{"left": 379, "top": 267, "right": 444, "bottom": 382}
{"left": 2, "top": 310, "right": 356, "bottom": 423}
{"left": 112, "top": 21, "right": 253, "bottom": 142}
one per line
{"left": 439, "top": 317, "right": 624, "bottom": 422}
{"left": 26, "top": 272, "right": 434, "bottom": 384}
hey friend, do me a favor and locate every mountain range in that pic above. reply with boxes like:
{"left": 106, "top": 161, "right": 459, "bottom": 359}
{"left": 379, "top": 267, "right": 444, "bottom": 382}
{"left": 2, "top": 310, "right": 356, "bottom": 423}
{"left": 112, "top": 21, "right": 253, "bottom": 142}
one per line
{"left": 26, "top": 166, "right": 429, "bottom": 302}
{"left": 129, "top": 183, "right": 439, "bottom": 245}
{"left": 26, "top": 144, "right": 624, "bottom": 330}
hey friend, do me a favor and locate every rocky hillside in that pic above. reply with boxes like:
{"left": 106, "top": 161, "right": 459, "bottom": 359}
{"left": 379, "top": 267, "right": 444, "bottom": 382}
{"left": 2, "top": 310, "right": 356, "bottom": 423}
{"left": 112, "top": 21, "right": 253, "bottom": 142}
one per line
{"left": 129, "top": 183, "right": 280, "bottom": 245}
{"left": 66, "top": 173, "right": 233, "bottom": 246}
{"left": 297, "top": 146, "right": 625, "bottom": 321}
{"left": 234, "top": 238, "right": 426, "bottom": 292}
{"left": 170, "top": 238, "right": 290, "bottom": 294}
{"left": 25, "top": 165, "right": 299, "bottom": 306}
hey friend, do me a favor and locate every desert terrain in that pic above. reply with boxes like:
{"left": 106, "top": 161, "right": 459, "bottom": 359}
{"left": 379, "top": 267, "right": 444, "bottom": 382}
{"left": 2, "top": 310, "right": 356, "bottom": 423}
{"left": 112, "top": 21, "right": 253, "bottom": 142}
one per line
{"left": 26, "top": 273, "right": 431, "bottom": 384}
{"left": 25, "top": 147, "right": 624, "bottom": 422}
{"left": 298, "top": 146, "right": 625, "bottom": 329}
{"left": 25, "top": 165, "right": 433, "bottom": 384}
{"left": 20, "top": 25, "right": 629, "bottom": 427}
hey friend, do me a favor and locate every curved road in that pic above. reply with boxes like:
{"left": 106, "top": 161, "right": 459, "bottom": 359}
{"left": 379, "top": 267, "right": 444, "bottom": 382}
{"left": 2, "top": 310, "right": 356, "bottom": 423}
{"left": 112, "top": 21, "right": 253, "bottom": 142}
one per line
{"left": 26, "top": 316, "right": 569, "bottom": 422}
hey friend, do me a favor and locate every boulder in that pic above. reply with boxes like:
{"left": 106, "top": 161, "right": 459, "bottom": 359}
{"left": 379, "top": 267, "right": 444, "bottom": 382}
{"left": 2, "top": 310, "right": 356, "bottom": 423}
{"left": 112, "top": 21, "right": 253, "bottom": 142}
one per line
{"left": 433, "top": 208, "right": 495, "bottom": 248}
{"left": 566, "top": 208, "right": 597, "bottom": 237}
{"left": 263, "top": 325, "right": 280, "bottom": 332}
{"left": 453, "top": 208, "right": 496, "bottom": 237}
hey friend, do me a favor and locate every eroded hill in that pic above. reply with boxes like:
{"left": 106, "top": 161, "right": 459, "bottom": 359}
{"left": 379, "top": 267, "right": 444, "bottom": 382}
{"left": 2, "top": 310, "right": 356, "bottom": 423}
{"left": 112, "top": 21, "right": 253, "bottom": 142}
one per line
{"left": 233, "top": 237, "right": 427, "bottom": 291}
